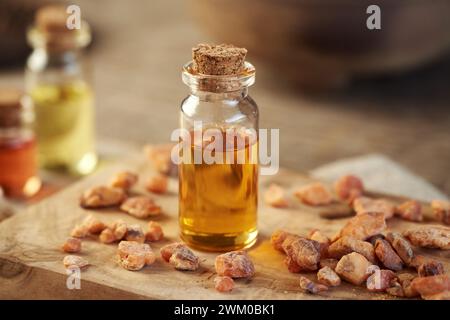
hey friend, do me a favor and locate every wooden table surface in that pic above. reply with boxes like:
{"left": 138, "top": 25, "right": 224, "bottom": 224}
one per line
{"left": 1, "top": 154, "right": 448, "bottom": 300}
{"left": 0, "top": 0, "right": 449, "bottom": 196}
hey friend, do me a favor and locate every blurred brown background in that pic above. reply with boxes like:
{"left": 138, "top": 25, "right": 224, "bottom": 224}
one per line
{"left": 0, "top": 0, "right": 449, "bottom": 195}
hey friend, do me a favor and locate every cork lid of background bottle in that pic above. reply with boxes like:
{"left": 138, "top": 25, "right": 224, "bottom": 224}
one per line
{"left": 192, "top": 44, "right": 247, "bottom": 76}
{"left": 29, "top": 4, "right": 91, "bottom": 51}
{"left": 36, "top": 4, "right": 73, "bottom": 34}
{"left": 0, "top": 88, "right": 23, "bottom": 128}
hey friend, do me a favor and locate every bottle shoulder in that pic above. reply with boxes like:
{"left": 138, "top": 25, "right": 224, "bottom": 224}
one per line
{"left": 26, "top": 48, "right": 86, "bottom": 72}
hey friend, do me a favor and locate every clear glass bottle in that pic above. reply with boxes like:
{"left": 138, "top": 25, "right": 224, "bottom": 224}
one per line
{"left": 179, "top": 61, "right": 259, "bottom": 251}
{"left": 25, "top": 6, "right": 97, "bottom": 175}
{"left": 0, "top": 89, "right": 41, "bottom": 198}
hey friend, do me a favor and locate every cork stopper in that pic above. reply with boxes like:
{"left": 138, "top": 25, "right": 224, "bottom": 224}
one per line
{"left": 30, "top": 4, "right": 92, "bottom": 52}
{"left": 36, "top": 4, "right": 73, "bottom": 34}
{"left": 192, "top": 44, "right": 247, "bottom": 76}
{"left": 0, "top": 88, "right": 23, "bottom": 128}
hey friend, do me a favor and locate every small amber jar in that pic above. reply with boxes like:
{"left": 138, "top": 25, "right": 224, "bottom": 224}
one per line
{"left": 0, "top": 89, "right": 41, "bottom": 198}
{"left": 179, "top": 57, "right": 259, "bottom": 252}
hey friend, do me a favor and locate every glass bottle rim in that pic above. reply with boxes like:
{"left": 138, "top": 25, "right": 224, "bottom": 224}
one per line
{"left": 182, "top": 61, "right": 255, "bottom": 93}
{"left": 27, "top": 21, "right": 92, "bottom": 50}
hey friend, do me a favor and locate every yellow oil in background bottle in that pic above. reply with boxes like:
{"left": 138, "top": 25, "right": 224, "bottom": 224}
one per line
{"left": 30, "top": 81, "right": 96, "bottom": 174}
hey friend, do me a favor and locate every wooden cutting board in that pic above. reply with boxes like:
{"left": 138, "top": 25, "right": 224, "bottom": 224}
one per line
{"left": 0, "top": 153, "right": 448, "bottom": 300}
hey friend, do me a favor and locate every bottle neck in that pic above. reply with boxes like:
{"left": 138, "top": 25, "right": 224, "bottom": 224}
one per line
{"left": 27, "top": 23, "right": 91, "bottom": 55}
{"left": 190, "top": 87, "right": 249, "bottom": 102}
{"left": 27, "top": 46, "right": 84, "bottom": 77}
{"left": 182, "top": 61, "right": 255, "bottom": 101}
{"left": 31, "top": 40, "right": 84, "bottom": 57}
{"left": 47, "top": 48, "right": 82, "bottom": 62}
{"left": 0, "top": 127, "right": 35, "bottom": 147}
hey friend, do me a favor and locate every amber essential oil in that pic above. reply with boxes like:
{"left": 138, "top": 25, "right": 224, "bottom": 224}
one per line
{"left": 179, "top": 130, "right": 258, "bottom": 251}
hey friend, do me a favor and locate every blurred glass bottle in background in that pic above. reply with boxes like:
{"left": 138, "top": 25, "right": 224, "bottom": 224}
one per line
{"left": 0, "top": 89, "right": 41, "bottom": 198}
{"left": 26, "top": 5, "right": 97, "bottom": 175}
